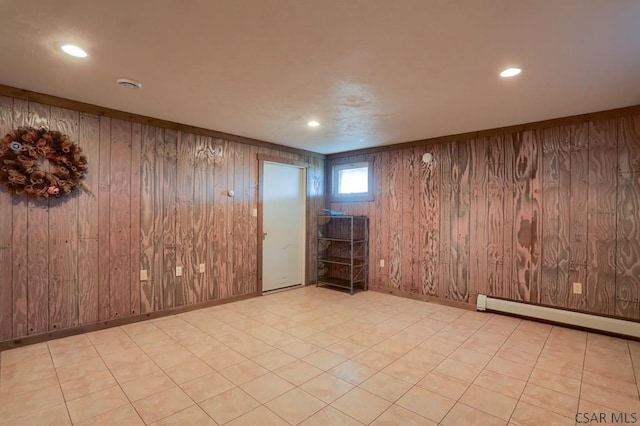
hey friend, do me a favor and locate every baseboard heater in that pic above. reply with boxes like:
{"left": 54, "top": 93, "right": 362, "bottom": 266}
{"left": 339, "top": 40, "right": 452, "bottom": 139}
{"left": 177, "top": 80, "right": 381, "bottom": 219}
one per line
{"left": 476, "top": 294, "right": 640, "bottom": 339}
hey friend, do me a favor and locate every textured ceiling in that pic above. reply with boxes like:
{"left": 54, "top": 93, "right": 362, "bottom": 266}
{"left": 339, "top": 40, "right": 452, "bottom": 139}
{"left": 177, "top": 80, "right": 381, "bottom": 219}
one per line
{"left": 1, "top": 0, "right": 639, "bottom": 154}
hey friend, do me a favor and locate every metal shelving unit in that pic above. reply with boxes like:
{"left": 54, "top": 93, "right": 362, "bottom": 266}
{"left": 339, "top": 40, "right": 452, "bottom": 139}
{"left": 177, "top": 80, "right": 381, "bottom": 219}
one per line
{"left": 316, "top": 215, "right": 368, "bottom": 295}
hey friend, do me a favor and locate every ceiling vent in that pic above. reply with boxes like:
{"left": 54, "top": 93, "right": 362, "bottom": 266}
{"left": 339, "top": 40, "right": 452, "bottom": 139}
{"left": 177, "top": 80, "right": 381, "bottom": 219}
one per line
{"left": 116, "top": 78, "right": 143, "bottom": 89}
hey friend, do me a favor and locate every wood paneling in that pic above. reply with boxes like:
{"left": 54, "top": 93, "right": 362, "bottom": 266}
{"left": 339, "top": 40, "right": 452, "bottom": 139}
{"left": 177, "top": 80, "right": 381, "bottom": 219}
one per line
{"left": 329, "top": 113, "right": 640, "bottom": 322}
{"left": 0, "top": 95, "right": 325, "bottom": 343}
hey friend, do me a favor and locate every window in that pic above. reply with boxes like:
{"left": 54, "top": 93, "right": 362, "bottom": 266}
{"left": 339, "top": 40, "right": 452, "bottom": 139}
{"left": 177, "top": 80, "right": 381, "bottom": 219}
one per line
{"left": 330, "top": 160, "right": 374, "bottom": 202}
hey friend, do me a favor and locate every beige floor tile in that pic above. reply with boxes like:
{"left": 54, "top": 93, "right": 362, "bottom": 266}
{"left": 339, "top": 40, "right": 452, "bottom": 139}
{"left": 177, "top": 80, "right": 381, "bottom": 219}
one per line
{"left": 580, "top": 382, "right": 640, "bottom": 413}
{"left": 448, "top": 347, "right": 493, "bottom": 368}
{"left": 510, "top": 400, "right": 575, "bottom": 426}
{"left": 75, "top": 404, "right": 144, "bottom": 426}
{"left": 152, "top": 404, "right": 215, "bottom": 425}
{"left": 0, "top": 404, "right": 71, "bottom": 426}
{"left": 66, "top": 385, "right": 130, "bottom": 424}
{"left": 252, "top": 349, "right": 298, "bottom": 371}
{"left": 240, "top": 372, "right": 295, "bottom": 403}
{"left": 473, "top": 369, "right": 526, "bottom": 399}
{"left": 133, "top": 386, "right": 194, "bottom": 424}
{"left": 151, "top": 348, "right": 198, "bottom": 370}
{"left": 111, "top": 358, "right": 162, "bottom": 384}
{"left": 370, "top": 404, "right": 437, "bottom": 425}
{"left": 56, "top": 357, "right": 109, "bottom": 384}
{"left": 266, "top": 388, "right": 326, "bottom": 424}
{"left": 200, "top": 387, "right": 260, "bottom": 424}
{"left": 219, "top": 359, "right": 269, "bottom": 385}
{"left": 299, "top": 406, "right": 363, "bottom": 426}
{"left": 226, "top": 406, "right": 289, "bottom": 426}
{"left": 528, "top": 368, "right": 581, "bottom": 397}
{"left": 279, "top": 340, "right": 322, "bottom": 358}
{"left": 459, "top": 384, "right": 517, "bottom": 420}
{"left": 274, "top": 359, "right": 323, "bottom": 386}
{"left": 484, "top": 356, "right": 533, "bottom": 381}
{"left": 332, "top": 387, "right": 392, "bottom": 424}
{"left": 0, "top": 343, "right": 50, "bottom": 368}
{"left": 0, "top": 385, "right": 64, "bottom": 422}
{"left": 396, "top": 386, "right": 455, "bottom": 423}
{"left": 359, "top": 372, "right": 413, "bottom": 402}
{"left": 351, "top": 349, "right": 396, "bottom": 370}
{"left": 0, "top": 369, "right": 59, "bottom": 400}
{"left": 60, "top": 369, "right": 117, "bottom": 401}
{"left": 534, "top": 354, "right": 582, "bottom": 380}
{"left": 381, "top": 357, "right": 436, "bottom": 384}
{"left": 433, "top": 358, "right": 483, "bottom": 382}
{"left": 521, "top": 382, "right": 579, "bottom": 418}
{"left": 303, "top": 349, "right": 348, "bottom": 370}
{"left": 347, "top": 331, "right": 388, "bottom": 348}
{"left": 164, "top": 358, "right": 215, "bottom": 384}
{"left": 327, "top": 340, "right": 367, "bottom": 358}
{"left": 121, "top": 321, "right": 159, "bottom": 336}
{"left": 303, "top": 331, "right": 343, "bottom": 347}
{"left": 582, "top": 368, "right": 639, "bottom": 398}
{"left": 441, "top": 402, "right": 506, "bottom": 426}
{"left": 180, "top": 371, "right": 235, "bottom": 402}
{"left": 120, "top": 371, "right": 176, "bottom": 401}
{"left": 48, "top": 334, "right": 93, "bottom": 355}
{"left": 416, "top": 371, "right": 471, "bottom": 400}
{"left": 300, "top": 372, "right": 354, "bottom": 403}
{"left": 330, "top": 360, "right": 377, "bottom": 385}
{"left": 199, "top": 347, "right": 247, "bottom": 370}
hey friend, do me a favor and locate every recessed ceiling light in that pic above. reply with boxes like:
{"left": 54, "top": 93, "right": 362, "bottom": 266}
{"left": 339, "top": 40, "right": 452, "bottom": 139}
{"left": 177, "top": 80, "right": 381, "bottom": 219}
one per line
{"left": 61, "top": 44, "right": 88, "bottom": 58}
{"left": 307, "top": 121, "right": 320, "bottom": 127}
{"left": 116, "top": 78, "right": 143, "bottom": 89}
{"left": 500, "top": 67, "right": 521, "bottom": 78}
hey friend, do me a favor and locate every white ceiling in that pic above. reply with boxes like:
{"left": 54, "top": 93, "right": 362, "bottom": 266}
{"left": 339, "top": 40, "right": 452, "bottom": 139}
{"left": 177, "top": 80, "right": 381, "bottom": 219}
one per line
{"left": 1, "top": 1, "right": 639, "bottom": 154}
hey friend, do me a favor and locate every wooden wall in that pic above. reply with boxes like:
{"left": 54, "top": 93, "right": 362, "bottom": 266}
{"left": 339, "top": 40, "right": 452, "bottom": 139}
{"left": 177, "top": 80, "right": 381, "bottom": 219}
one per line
{"left": 329, "top": 114, "right": 640, "bottom": 321}
{"left": 0, "top": 96, "right": 325, "bottom": 342}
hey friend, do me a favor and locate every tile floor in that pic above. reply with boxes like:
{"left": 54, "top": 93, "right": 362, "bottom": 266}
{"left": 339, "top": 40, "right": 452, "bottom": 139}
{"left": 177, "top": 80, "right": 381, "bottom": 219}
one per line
{"left": 1, "top": 286, "right": 639, "bottom": 425}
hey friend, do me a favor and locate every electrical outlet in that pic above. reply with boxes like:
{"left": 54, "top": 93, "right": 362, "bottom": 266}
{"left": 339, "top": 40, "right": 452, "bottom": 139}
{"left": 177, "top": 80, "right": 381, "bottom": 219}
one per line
{"left": 140, "top": 270, "right": 148, "bottom": 281}
{"left": 176, "top": 266, "right": 183, "bottom": 277}
{"left": 252, "top": 208, "right": 258, "bottom": 217}
{"left": 199, "top": 263, "right": 205, "bottom": 273}
{"left": 573, "top": 282, "right": 582, "bottom": 294}
{"left": 380, "top": 259, "right": 385, "bottom": 267}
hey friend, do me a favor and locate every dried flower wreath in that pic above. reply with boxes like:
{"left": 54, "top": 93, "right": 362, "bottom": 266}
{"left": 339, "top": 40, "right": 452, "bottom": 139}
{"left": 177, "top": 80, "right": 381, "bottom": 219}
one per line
{"left": 0, "top": 127, "right": 88, "bottom": 198}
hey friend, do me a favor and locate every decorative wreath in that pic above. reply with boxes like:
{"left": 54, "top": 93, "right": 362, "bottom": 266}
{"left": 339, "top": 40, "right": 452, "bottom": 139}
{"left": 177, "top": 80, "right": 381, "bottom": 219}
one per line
{"left": 0, "top": 127, "right": 88, "bottom": 198}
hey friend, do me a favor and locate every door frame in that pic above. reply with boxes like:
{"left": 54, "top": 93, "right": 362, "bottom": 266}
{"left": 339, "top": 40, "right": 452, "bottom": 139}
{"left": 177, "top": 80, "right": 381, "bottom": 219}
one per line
{"left": 257, "top": 154, "right": 309, "bottom": 294}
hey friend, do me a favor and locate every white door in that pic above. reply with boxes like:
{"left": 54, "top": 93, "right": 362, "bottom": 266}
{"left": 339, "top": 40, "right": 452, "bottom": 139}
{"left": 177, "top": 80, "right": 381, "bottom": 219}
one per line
{"left": 262, "top": 162, "right": 306, "bottom": 292}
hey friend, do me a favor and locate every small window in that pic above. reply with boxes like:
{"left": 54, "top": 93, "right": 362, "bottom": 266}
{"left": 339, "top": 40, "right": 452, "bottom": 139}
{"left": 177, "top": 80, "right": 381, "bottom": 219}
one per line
{"left": 330, "top": 160, "right": 374, "bottom": 202}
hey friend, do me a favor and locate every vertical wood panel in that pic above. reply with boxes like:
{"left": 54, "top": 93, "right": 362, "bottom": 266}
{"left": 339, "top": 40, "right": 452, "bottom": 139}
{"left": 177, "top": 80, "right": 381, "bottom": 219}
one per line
{"left": 568, "top": 123, "right": 589, "bottom": 310}
{"left": 487, "top": 135, "right": 505, "bottom": 297}
{"left": 193, "top": 135, "right": 207, "bottom": 302}
{"left": 469, "top": 137, "right": 487, "bottom": 300}
{"left": 97, "top": 117, "right": 111, "bottom": 320}
{"left": 162, "top": 129, "right": 178, "bottom": 308}
{"left": 49, "top": 106, "right": 80, "bottom": 329}
{"left": 420, "top": 145, "right": 440, "bottom": 296}
{"left": 587, "top": 119, "right": 618, "bottom": 315}
{"left": 439, "top": 142, "right": 452, "bottom": 299}
{"left": 618, "top": 115, "right": 640, "bottom": 173}
{"left": 108, "top": 119, "right": 132, "bottom": 319}
{"left": 213, "top": 139, "right": 229, "bottom": 299}
{"left": 130, "top": 123, "right": 142, "bottom": 315}
{"left": 502, "top": 134, "right": 516, "bottom": 301}
{"left": 374, "top": 151, "right": 388, "bottom": 288}
{"left": 77, "top": 113, "right": 100, "bottom": 325}
{"left": 176, "top": 131, "right": 194, "bottom": 306}
{"left": 454, "top": 140, "right": 470, "bottom": 302}
{"left": 23, "top": 100, "right": 51, "bottom": 336}
{"left": 204, "top": 137, "right": 218, "bottom": 300}
{"left": 151, "top": 127, "right": 165, "bottom": 311}
{"left": 616, "top": 171, "right": 640, "bottom": 317}
{"left": 233, "top": 143, "right": 246, "bottom": 295}
{"left": 0, "top": 97, "right": 13, "bottom": 340}
{"left": 401, "top": 148, "right": 415, "bottom": 293}
{"left": 225, "top": 142, "right": 236, "bottom": 297}
{"left": 139, "top": 125, "right": 156, "bottom": 314}
{"left": 388, "top": 149, "right": 402, "bottom": 290}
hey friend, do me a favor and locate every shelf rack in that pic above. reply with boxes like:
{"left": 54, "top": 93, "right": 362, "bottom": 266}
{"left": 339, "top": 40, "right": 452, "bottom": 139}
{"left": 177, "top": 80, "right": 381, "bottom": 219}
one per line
{"left": 316, "top": 215, "right": 368, "bottom": 295}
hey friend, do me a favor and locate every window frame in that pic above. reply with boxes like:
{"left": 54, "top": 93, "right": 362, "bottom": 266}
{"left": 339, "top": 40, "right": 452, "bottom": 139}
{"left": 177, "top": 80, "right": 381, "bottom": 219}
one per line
{"left": 329, "top": 158, "right": 374, "bottom": 203}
